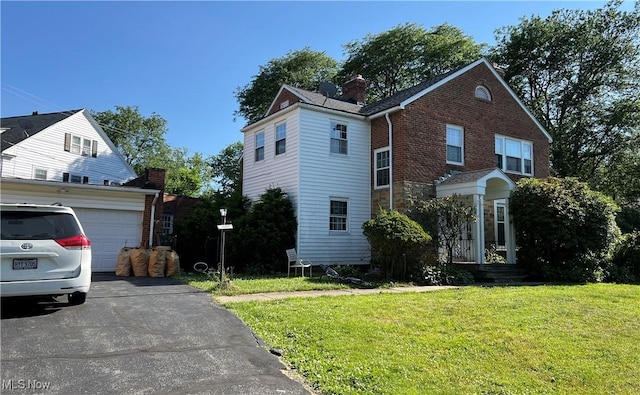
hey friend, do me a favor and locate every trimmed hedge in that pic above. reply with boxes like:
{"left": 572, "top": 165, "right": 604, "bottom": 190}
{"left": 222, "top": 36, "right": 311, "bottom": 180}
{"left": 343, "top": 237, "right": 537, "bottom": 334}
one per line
{"left": 362, "top": 209, "right": 431, "bottom": 281}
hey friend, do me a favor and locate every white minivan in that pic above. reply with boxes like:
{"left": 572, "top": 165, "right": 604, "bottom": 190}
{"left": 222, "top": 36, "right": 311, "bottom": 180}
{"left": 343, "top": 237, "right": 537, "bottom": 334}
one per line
{"left": 0, "top": 203, "right": 92, "bottom": 305}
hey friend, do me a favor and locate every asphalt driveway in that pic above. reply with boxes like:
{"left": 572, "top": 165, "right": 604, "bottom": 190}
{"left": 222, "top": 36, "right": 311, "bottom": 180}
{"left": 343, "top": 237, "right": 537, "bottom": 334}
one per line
{"left": 0, "top": 274, "right": 311, "bottom": 394}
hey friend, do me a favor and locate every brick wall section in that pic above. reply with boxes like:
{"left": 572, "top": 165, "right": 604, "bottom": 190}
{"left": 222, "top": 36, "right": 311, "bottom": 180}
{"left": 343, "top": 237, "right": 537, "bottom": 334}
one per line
{"left": 370, "top": 62, "right": 551, "bottom": 213}
{"left": 265, "top": 90, "right": 302, "bottom": 117}
{"left": 139, "top": 168, "right": 166, "bottom": 248}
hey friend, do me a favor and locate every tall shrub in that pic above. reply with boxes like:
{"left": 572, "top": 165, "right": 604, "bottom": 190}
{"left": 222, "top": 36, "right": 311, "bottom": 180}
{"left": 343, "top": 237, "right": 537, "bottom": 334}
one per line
{"left": 173, "top": 191, "right": 250, "bottom": 270}
{"left": 606, "top": 231, "right": 640, "bottom": 284}
{"left": 227, "top": 188, "right": 296, "bottom": 274}
{"left": 510, "top": 177, "right": 620, "bottom": 282}
{"left": 362, "top": 209, "right": 431, "bottom": 281}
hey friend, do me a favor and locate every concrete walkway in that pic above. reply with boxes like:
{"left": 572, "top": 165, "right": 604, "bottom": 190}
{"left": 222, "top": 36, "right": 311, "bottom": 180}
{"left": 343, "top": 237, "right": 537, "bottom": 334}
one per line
{"left": 215, "top": 285, "right": 459, "bottom": 303}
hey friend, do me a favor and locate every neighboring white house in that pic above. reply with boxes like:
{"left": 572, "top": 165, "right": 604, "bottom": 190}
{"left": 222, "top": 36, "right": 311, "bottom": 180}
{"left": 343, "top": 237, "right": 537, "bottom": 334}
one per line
{"left": 1, "top": 109, "right": 135, "bottom": 184}
{"left": 1, "top": 109, "right": 164, "bottom": 272}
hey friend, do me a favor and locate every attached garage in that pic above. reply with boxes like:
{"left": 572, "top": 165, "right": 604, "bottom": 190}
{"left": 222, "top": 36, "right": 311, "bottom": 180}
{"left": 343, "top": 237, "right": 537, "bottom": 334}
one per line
{"left": 1, "top": 178, "right": 159, "bottom": 272}
{"left": 74, "top": 208, "right": 142, "bottom": 272}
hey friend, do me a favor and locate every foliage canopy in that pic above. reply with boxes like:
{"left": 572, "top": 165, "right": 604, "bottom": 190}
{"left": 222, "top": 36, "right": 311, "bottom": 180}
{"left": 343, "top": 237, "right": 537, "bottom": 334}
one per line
{"left": 491, "top": 0, "right": 640, "bottom": 202}
{"left": 341, "top": 23, "right": 486, "bottom": 103}
{"left": 92, "top": 105, "right": 212, "bottom": 196}
{"left": 234, "top": 48, "right": 339, "bottom": 124}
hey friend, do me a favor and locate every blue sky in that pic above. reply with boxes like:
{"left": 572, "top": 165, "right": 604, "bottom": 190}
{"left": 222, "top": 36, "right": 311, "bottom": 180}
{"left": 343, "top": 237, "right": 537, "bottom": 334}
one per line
{"left": 1, "top": 1, "right": 629, "bottom": 159}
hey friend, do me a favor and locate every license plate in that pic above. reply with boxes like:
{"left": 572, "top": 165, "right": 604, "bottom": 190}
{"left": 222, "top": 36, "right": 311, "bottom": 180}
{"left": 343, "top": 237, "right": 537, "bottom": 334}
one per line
{"left": 13, "top": 259, "right": 38, "bottom": 270}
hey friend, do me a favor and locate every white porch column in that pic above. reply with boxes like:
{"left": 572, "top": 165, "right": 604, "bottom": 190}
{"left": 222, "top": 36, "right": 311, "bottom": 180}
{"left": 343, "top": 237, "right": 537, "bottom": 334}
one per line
{"left": 474, "top": 194, "right": 485, "bottom": 264}
{"left": 505, "top": 198, "right": 517, "bottom": 263}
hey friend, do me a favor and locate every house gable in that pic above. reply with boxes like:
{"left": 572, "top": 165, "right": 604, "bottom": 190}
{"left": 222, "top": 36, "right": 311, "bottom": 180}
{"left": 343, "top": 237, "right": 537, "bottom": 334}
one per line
{"left": 381, "top": 59, "right": 550, "bottom": 184}
{"left": 1, "top": 109, "right": 82, "bottom": 152}
{"left": 1, "top": 109, "right": 136, "bottom": 185}
{"left": 265, "top": 84, "right": 364, "bottom": 119}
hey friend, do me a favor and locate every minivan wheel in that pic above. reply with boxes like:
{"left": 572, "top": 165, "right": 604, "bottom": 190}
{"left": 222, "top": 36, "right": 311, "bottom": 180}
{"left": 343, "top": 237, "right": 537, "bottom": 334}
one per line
{"left": 68, "top": 292, "right": 87, "bottom": 305}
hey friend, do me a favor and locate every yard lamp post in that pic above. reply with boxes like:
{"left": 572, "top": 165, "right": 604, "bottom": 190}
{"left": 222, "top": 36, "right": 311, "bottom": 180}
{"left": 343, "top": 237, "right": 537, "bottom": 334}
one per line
{"left": 217, "top": 208, "right": 233, "bottom": 284}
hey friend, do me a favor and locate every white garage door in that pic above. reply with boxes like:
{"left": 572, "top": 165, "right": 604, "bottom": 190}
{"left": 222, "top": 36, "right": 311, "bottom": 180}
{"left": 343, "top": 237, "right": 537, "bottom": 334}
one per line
{"left": 74, "top": 208, "right": 143, "bottom": 272}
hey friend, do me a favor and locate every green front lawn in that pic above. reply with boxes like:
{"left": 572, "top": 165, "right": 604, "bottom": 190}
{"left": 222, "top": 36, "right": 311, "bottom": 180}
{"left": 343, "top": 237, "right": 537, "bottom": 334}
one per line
{"left": 224, "top": 284, "right": 640, "bottom": 394}
{"left": 177, "top": 273, "right": 355, "bottom": 296}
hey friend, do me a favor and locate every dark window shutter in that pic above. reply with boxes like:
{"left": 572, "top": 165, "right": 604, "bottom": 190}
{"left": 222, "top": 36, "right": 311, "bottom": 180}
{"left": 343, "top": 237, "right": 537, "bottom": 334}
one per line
{"left": 62, "top": 172, "right": 70, "bottom": 182}
{"left": 92, "top": 140, "right": 98, "bottom": 157}
{"left": 64, "top": 133, "right": 71, "bottom": 152}
{"left": 82, "top": 176, "right": 89, "bottom": 184}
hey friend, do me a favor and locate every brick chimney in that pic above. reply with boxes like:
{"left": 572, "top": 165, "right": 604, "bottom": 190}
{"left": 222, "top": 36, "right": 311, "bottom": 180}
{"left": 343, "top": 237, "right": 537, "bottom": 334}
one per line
{"left": 341, "top": 75, "right": 366, "bottom": 105}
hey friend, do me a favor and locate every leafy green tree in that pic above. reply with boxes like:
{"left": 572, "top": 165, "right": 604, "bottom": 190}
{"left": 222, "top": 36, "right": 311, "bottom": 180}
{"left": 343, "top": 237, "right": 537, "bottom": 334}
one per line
{"left": 227, "top": 188, "right": 297, "bottom": 274}
{"left": 593, "top": 145, "right": 640, "bottom": 206}
{"left": 490, "top": 0, "right": 640, "bottom": 190}
{"left": 208, "top": 142, "right": 243, "bottom": 197}
{"left": 340, "top": 23, "right": 486, "bottom": 103}
{"left": 92, "top": 105, "right": 213, "bottom": 196}
{"left": 234, "top": 48, "right": 339, "bottom": 124}
{"left": 510, "top": 177, "right": 620, "bottom": 282}
{"left": 411, "top": 194, "right": 477, "bottom": 266}
{"left": 362, "top": 209, "right": 431, "bottom": 280}
{"left": 91, "top": 105, "right": 171, "bottom": 175}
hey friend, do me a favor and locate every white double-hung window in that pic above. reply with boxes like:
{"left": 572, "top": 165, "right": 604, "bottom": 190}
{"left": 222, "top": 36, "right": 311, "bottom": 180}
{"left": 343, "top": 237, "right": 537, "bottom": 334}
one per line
{"left": 374, "top": 147, "right": 390, "bottom": 188}
{"left": 495, "top": 135, "right": 533, "bottom": 176}
{"left": 446, "top": 125, "right": 464, "bottom": 165}
{"left": 330, "top": 122, "right": 348, "bottom": 154}
{"left": 275, "top": 123, "right": 286, "bottom": 155}
{"left": 255, "top": 132, "right": 265, "bottom": 162}
{"left": 329, "top": 199, "right": 348, "bottom": 231}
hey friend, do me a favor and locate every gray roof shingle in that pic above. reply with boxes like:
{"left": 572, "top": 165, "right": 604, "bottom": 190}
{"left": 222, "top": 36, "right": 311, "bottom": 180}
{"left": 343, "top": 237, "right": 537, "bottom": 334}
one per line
{"left": 284, "top": 85, "right": 364, "bottom": 115}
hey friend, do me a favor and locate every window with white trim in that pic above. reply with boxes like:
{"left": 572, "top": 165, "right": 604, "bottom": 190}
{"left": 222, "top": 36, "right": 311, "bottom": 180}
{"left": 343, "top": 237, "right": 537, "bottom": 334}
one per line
{"left": 375, "top": 147, "right": 390, "bottom": 188}
{"left": 82, "top": 139, "right": 92, "bottom": 156}
{"left": 64, "top": 133, "right": 98, "bottom": 157}
{"left": 329, "top": 199, "right": 348, "bottom": 231}
{"left": 255, "top": 132, "right": 265, "bottom": 162}
{"left": 446, "top": 125, "right": 464, "bottom": 165}
{"left": 275, "top": 123, "right": 286, "bottom": 155}
{"left": 330, "top": 122, "right": 348, "bottom": 154}
{"left": 495, "top": 135, "right": 533, "bottom": 176}
{"left": 162, "top": 214, "right": 174, "bottom": 235}
{"left": 71, "top": 136, "right": 81, "bottom": 154}
{"left": 34, "top": 168, "right": 47, "bottom": 180}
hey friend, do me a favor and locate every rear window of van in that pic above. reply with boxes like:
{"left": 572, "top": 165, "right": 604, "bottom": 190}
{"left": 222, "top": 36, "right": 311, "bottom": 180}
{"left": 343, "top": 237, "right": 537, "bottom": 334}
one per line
{"left": 0, "top": 212, "right": 82, "bottom": 240}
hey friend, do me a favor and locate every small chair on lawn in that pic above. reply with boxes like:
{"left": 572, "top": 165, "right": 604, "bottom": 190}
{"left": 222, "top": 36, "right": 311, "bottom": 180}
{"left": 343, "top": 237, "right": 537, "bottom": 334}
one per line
{"left": 286, "top": 248, "right": 312, "bottom": 277}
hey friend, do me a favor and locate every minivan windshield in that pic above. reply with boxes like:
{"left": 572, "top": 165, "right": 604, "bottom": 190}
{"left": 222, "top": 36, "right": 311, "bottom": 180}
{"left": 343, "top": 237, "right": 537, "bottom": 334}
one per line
{"left": 0, "top": 212, "right": 82, "bottom": 240}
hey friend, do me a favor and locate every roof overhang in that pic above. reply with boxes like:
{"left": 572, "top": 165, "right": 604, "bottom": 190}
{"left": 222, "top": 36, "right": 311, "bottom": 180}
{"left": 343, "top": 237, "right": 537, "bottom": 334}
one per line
{"left": 1, "top": 177, "right": 159, "bottom": 211}
{"left": 436, "top": 168, "right": 516, "bottom": 200}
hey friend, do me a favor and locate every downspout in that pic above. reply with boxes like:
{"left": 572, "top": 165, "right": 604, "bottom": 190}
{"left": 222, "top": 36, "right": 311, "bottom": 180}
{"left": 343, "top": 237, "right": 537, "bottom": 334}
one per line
{"left": 148, "top": 192, "right": 159, "bottom": 249}
{"left": 385, "top": 113, "right": 394, "bottom": 210}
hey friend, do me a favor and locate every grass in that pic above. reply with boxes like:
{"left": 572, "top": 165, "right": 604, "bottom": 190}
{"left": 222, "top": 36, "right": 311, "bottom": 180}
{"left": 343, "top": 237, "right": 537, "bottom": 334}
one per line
{"left": 220, "top": 283, "right": 640, "bottom": 395}
{"left": 178, "top": 273, "right": 361, "bottom": 296}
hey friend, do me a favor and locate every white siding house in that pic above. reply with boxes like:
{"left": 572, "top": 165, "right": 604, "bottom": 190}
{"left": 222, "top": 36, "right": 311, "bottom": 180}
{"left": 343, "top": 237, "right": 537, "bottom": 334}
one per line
{"left": 242, "top": 98, "right": 371, "bottom": 265}
{"left": 1, "top": 109, "right": 163, "bottom": 272}
{"left": 1, "top": 109, "right": 135, "bottom": 184}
